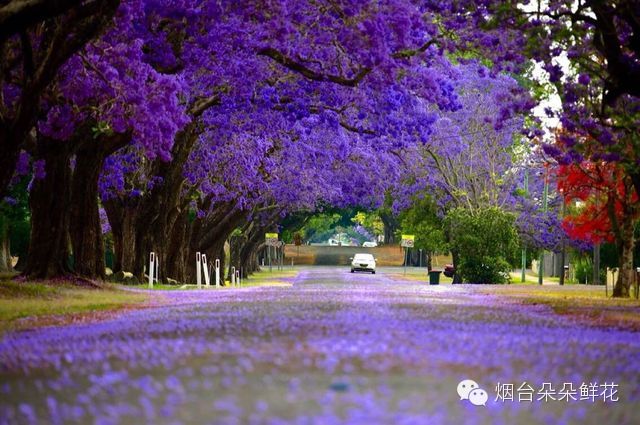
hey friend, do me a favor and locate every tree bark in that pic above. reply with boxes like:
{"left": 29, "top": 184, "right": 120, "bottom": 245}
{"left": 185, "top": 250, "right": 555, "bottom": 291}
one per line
{"left": 68, "top": 135, "right": 126, "bottom": 279}
{"left": 613, "top": 220, "right": 635, "bottom": 298}
{"left": 631, "top": 170, "right": 640, "bottom": 203}
{"left": 23, "top": 142, "right": 73, "bottom": 278}
{"left": 0, "top": 213, "right": 13, "bottom": 272}
{"left": 379, "top": 210, "right": 398, "bottom": 245}
{"left": 164, "top": 209, "right": 192, "bottom": 283}
{"left": 228, "top": 233, "right": 246, "bottom": 280}
{"left": 451, "top": 250, "right": 462, "bottom": 283}
{"left": 0, "top": 0, "right": 121, "bottom": 198}
{"left": 102, "top": 198, "right": 139, "bottom": 273}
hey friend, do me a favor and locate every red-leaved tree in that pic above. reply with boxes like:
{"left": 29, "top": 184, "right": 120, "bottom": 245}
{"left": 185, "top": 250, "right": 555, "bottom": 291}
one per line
{"left": 557, "top": 162, "right": 639, "bottom": 297}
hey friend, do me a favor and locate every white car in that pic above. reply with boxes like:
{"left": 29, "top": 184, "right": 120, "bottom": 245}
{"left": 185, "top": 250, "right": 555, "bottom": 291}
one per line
{"left": 350, "top": 253, "right": 376, "bottom": 274}
{"left": 362, "top": 241, "right": 377, "bottom": 248}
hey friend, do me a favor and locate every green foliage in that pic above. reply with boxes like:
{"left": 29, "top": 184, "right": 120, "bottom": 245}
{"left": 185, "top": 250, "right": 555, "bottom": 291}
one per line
{"left": 398, "top": 196, "right": 447, "bottom": 254}
{"left": 91, "top": 121, "right": 113, "bottom": 139}
{"left": 351, "top": 211, "right": 384, "bottom": 237}
{"left": 572, "top": 256, "right": 606, "bottom": 285}
{"left": 302, "top": 213, "right": 342, "bottom": 243}
{"left": 445, "top": 207, "right": 518, "bottom": 283}
{"left": 1, "top": 177, "right": 30, "bottom": 262}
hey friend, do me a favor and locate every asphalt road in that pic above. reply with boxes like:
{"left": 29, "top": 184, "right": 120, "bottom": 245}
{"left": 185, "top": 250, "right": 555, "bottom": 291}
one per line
{"left": 1, "top": 267, "right": 638, "bottom": 424}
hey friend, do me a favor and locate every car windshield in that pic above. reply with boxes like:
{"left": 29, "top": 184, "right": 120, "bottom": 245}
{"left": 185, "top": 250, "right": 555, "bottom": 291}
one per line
{"left": 354, "top": 254, "right": 374, "bottom": 261}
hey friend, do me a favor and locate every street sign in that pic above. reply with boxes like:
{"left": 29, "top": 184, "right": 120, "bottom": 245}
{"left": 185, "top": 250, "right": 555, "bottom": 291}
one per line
{"left": 401, "top": 234, "right": 415, "bottom": 248}
{"left": 265, "top": 232, "right": 279, "bottom": 246}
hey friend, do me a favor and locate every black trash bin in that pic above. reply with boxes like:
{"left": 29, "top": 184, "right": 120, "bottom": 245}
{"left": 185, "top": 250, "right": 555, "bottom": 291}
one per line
{"left": 428, "top": 270, "right": 442, "bottom": 285}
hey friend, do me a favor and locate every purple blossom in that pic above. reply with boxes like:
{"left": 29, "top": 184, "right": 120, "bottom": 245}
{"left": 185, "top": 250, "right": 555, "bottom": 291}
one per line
{"left": 578, "top": 73, "right": 591, "bottom": 85}
{"left": 0, "top": 270, "right": 637, "bottom": 424}
{"left": 32, "top": 160, "right": 46, "bottom": 180}
{"left": 2, "top": 196, "right": 17, "bottom": 206}
{"left": 15, "top": 151, "right": 30, "bottom": 176}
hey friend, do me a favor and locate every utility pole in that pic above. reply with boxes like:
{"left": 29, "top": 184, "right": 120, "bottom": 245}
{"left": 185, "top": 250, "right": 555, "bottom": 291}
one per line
{"left": 521, "top": 167, "right": 529, "bottom": 283}
{"left": 538, "top": 168, "right": 548, "bottom": 286}
{"left": 404, "top": 247, "right": 407, "bottom": 275}
{"left": 593, "top": 194, "right": 600, "bottom": 287}
{"left": 559, "top": 198, "right": 566, "bottom": 286}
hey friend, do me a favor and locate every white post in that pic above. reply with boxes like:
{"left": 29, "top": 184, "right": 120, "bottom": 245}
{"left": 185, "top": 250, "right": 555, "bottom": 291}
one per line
{"left": 215, "top": 259, "right": 220, "bottom": 287}
{"left": 231, "top": 266, "right": 236, "bottom": 286}
{"left": 236, "top": 270, "right": 240, "bottom": 286}
{"left": 202, "top": 254, "right": 210, "bottom": 287}
{"left": 196, "top": 252, "right": 202, "bottom": 288}
{"left": 155, "top": 257, "right": 160, "bottom": 284}
{"left": 148, "top": 252, "right": 155, "bottom": 288}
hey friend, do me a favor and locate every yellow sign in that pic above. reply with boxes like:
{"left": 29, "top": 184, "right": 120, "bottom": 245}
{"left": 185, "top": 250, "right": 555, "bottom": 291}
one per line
{"left": 401, "top": 234, "right": 415, "bottom": 247}
{"left": 265, "top": 233, "right": 278, "bottom": 239}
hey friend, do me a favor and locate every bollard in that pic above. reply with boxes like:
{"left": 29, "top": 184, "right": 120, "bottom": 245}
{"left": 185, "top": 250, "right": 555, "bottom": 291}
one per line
{"left": 215, "top": 259, "right": 220, "bottom": 287}
{"left": 202, "top": 254, "right": 210, "bottom": 286}
{"left": 231, "top": 267, "right": 236, "bottom": 286}
{"left": 196, "top": 252, "right": 202, "bottom": 288}
{"left": 236, "top": 270, "right": 241, "bottom": 286}
{"left": 155, "top": 257, "right": 160, "bottom": 284}
{"left": 148, "top": 252, "right": 155, "bottom": 288}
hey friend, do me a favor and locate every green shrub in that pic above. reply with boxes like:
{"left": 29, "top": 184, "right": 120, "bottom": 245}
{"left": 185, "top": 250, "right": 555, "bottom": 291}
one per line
{"left": 445, "top": 207, "right": 518, "bottom": 284}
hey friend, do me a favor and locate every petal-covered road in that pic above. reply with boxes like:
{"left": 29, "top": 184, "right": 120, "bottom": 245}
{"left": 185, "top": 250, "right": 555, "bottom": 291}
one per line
{"left": 1, "top": 268, "right": 639, "bottom": 424}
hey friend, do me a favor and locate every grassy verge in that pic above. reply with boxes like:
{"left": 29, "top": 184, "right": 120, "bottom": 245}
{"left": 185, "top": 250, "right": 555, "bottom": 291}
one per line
{"left": 242, "top": 269, "right": 298, "bottom": 287}
{"left": 473, "top": 284, "right": 640, "bottom": 329}
{"left": 508, "top": 272, "right": 562, "bottom": 285}
{"left": 0, "top": 279, "right": 149, "bottom": 334}
{"left": 387, "top": 268, "right": 454, "bottom": 284}
{"left": 143, "top": 268, "right": 299, "bottom": 290}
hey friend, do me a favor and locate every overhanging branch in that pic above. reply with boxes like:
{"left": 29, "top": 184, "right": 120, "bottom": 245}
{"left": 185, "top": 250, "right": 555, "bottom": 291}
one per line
{"left": 258, "top": 47, "right": 371, "bottom": 87}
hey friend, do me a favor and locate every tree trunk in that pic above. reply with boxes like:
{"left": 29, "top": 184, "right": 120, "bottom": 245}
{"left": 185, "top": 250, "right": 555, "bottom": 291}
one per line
{"left": 102, "top": 198, "right": 139, "bottom": 273}
{"left": 631, "top": 170, "right": 640, "bottom": 203}
{"left": 228, "top": 233, "right": 249, "bottom": 280}
{"left": 0, "top": 140, "right": 21, "bottom": 199}
{"left": 0, "top": 214, "right": 13, "bottom": 272}
{"left": 240, "top": 239, "right": 265, "bottom": 277}
{"left": 380, "top": 211, "right": 398, "bottom": 245}
{"left": 451, "top": 250, "right": 462, "bottom": 283}
{"left": 613, "top": 221, "right": 635, "bottom": 298}
{"left": 68, "top": 149, "right": 104, "bottom": 279}
{"left": 23, "top": 144, "right": 73, "bottom": 278}
{"left": 0, "top": 0, "right": 122, "bottom": 197}
{"left": 164, "top": 210, "right": 192, "bottom": 283}
{"left": 68, "top": 133, "right": 130, "bottom": 279}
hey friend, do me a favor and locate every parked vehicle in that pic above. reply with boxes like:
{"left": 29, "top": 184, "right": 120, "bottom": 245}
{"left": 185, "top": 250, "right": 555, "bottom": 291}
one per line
{"left": 350, "top": 253, "right": 376, "bottom": 274}
{"left": 362, "top": 241, "right": 378, "bottom": 248}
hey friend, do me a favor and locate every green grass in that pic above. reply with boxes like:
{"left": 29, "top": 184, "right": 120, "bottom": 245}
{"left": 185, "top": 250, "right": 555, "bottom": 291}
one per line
{"left": 508, "top": 272, "right": 552, "bottom": 285}
{"left": 388, "top": 267, "right": 454, "bottom": 284}
{"left": 0, "top": 279, "right": 149, "bottom": 334}
{"left": 473, "top": 283, "right": 640, "bottom": 329}
{"left": 142, "top": 268, "right": 299, "bottom": 290}
{"left": 237, "top": 269, "right": 298, "bottom": 287}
